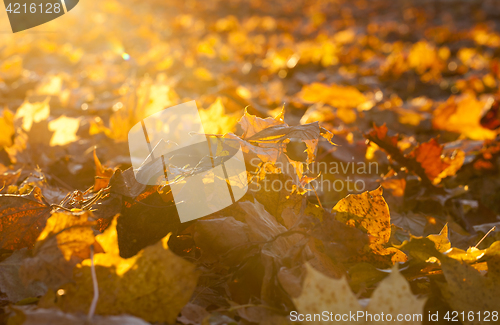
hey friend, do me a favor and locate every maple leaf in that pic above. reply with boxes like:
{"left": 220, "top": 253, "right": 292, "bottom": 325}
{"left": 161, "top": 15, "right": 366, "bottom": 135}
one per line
{"left": 0, "top": 187, "right": 52, "bottom": 250}
{"left": 20, "top": 211, "right": 100, "bottom": 289}
{"left": 39, "top": 217, "right": 199, "bottom": 324}
{"left": 332, "top": 187, "right": 407, "bottom": 264}
{"left": 293, "top": 264, "right": 426, "bottom": 325}
{"left": 427, "top": 224, "right": 451, "bottom": 253}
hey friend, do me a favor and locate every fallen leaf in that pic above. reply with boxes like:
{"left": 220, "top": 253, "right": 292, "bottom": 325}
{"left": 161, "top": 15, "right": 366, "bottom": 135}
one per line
{"left": 0, "top": 187, "right": 52, "bottom": 250}
{"left": 48, "top": 116, "right": 80, "bottom": 147}
{"left": 239, "top": 107, "right": 285, "bottom": 139}
{"left": 0, "top": 109, "right": 15, "bottom": 147}
{"left": 427, "top": 224, "right": 451, "bottom": 253}
{"left": 39, "top": 217, "right": 199, "bottom": 324}
{"left": 299, "top": 83, "right": 367, "bottom": 109}
{"left": 433, "top": 94, "right": 497, "bottom": 140}
{"left": 194, "top": 216, "right": 250, "bottom": 263}
{"left": 14, "top": 99, "right": 50, "bottom": 132}
{"left": 93, "top": 149, "right": 114, "bottom": 192}
{"left": 293, "top": 263, "right": 363, "bottom": 325}
{"left": 408, "top": 139, "right": 450, "bottom": 182}
{"left": 293, "top": 264, "right": 425, "bottom": 324}
{"left": 0, "top": 168, "right": 21, "bottom": 190}
{"left": 364, "top": 265, "right": 426, "bottom": 325}
{"left": 333, "top": 187, "right": 406, "bottom": 263}
{"left": 20, "top": 211, "right": 99, "bottom": 289}
{"left": 0, "top": 249, "right": 46, "bottom": 303}
{"left": 198, "top": 97, "right": 239, "bottom": 134}
{"left": 438, "top": 256, "right": 500, "bottom": 325}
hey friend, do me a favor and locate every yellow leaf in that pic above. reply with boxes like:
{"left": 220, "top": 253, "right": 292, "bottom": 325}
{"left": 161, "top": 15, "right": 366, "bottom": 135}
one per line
{"left": 427, "top": 224, "right": 451, "bottom": 253}
{"left": 0, "top": 109, "right": 15, "bottom": 147}
{"left": 433, "top": 149, "right": 465, "bottom": 185}
{"left": 433, "top": 94, "right": 497, "bottom": 140}
{"left": 198, "top": 97, "right": 239, "bottom": 134}
{"left": 299, "top": 83, "right": 367, "bottom": 109}
{"left": 293, "top": 264, "right": 425, "bottom": 325}
{"left": 333, "top": 187, "right": 390, "bottom": 254}
{"left": 48, "top": 116, "right": 80, "bottom": 146}
{"left": 293, "top": 264, "right": 363, "bottom": 325}
{"left": 14, "top": 99, "right": 50, "bottom": 132}
{"left": 365, "top": 265, "right": 426, "bottom": 325}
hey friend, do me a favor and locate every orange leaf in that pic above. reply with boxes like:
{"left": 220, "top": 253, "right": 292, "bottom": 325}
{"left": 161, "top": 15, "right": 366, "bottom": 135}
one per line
{"left": 93, "top": 149, "right": 114, "bottom": 192}
{"left": 408, "top": 138, "right": 450, "bottom": 182}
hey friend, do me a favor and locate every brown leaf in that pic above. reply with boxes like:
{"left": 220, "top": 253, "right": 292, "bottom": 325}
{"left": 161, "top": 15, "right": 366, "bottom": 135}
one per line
{"left": 439, "top": 256, "right": 500, "bottom": 325}
{"left": 0, "top": 249, "right": 46, "bottom": 303}
{"left": 0, "top": 187, "right": 52, "bottom": 250}
{"left": 20, "top": 211, "right": 100, "bottom": 289}
{"left": 194, "top": 216, "right": 250, "bottom": 263}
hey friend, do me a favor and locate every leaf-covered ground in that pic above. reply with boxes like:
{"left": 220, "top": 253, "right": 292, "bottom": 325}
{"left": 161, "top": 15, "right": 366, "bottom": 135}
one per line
{"left": 1, "top": 0, "right": 500, "bottom": 324}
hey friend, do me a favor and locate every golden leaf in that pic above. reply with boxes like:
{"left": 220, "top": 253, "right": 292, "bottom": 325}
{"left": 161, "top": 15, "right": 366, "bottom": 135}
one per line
{"left": 14, "top": 99, "right": 50, "bottom": 132}
{"left": 299, "top": 83, "right": 367, "bottom": 109}
{"left": 0, "top": 109, "right": 15, "bottom": 147}
{"left": 433, "top": 94, "right": 497, "bottom": 140}
{"left": 48, "top": 116, "right": 80, "bottom": 147}
{"left": 198, "top": 97, "right": 239, "bottom": 134}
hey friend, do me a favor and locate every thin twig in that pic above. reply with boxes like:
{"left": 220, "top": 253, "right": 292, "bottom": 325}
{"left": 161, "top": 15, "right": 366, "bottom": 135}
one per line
{"left": 309, "top": 182, "right": 323, "bottom": 209}
{"left": 475, "top": 226, "right": 496, "bottom": 248}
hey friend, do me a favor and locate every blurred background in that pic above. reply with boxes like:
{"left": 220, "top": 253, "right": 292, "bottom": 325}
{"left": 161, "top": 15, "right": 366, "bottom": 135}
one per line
{"left": 1, "top": 0, "right": 500, "bottom": 214}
